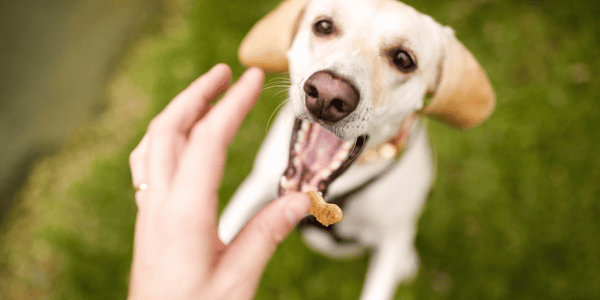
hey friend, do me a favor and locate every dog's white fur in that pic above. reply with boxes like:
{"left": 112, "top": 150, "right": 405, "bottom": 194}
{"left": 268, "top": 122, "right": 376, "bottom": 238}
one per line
{"left": 219, "top": 0, "right": 494, "bottom": 299}
{"left": 288, "top": 0, "right": 443, "bottom": 143}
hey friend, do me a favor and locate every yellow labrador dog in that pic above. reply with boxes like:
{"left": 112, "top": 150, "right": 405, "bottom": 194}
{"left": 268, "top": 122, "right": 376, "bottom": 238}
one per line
{"left": 219, "top": 0, "right": 494, "bottom": 298}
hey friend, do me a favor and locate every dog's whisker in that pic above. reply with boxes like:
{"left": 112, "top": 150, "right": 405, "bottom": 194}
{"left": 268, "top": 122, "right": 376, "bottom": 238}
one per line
{"left": 262, "top": 84, "right": 291, "bottom": 89}
{"left": 273, "top": 89, "right": 290, "bottom": 98}
{"left": 267, "top": 82, "right": 291, "bottom": 87}
{"left": 261, "top": 85, "right": 291, "bottom": 92}
{"left": 265, "top": 98, "right": 290, "bottom": 133}
{"left": 264, "top": 80, "right": 290, "bottom": 85}
{"left": 269, "top": 84, "right": 291, "bottom": 88}
{"left": 267, "top": 79, "right": 292, "bottom": 87}
{"left": 268, "top": 78, "right": 292, "bottom": 84}
{"left": 285, "top": 103, "right": 295, "bottom": 125}
{"left": 267, "top": 80, "right": 292, "bottom": 86}
{"left": 268, "top": 74, "right": 291, "bottom": 80}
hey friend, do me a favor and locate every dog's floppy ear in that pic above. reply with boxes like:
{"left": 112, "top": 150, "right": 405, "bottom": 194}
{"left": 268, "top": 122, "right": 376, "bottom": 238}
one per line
{"left": 238, "top": 0, "right": 307, "bottom": 73}
{"left": 423, "top": 28, "right": 495, "bottom": 128}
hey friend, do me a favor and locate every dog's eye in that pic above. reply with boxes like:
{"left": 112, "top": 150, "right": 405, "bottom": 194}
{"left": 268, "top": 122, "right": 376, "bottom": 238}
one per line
{"left": 313, "top": 19, "right": 335, "bottom": 36}
{"left": 392, "top": 49, "right": 416, "bottom": 72}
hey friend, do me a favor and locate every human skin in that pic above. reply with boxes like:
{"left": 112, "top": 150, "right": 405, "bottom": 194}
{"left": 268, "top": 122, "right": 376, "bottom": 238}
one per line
{"left": 128, "top": 64, "right": 310, "bottom": 300}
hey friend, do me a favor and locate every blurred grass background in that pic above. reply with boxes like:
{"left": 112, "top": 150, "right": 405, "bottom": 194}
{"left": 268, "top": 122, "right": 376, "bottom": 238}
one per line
{"left": 1, "top": 0, "right": 599, "bottom": 299}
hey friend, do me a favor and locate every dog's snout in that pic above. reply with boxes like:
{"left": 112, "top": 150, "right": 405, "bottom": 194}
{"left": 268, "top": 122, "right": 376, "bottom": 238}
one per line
{"left": 303, "top": 71, "right": 359, "bottom": 123}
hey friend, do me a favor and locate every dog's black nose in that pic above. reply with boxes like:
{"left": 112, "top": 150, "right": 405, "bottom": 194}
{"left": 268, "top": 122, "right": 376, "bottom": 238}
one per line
{"left": 303, "top": 71, "right": 359, "bottom": 123}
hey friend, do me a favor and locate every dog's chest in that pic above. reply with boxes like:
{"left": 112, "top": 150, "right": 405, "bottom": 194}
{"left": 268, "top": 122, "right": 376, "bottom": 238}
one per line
{"left": 299, "top": 125, "right": 434, "bottom": 244}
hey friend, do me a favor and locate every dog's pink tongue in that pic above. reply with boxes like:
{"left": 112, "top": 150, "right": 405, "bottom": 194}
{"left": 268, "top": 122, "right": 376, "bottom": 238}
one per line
{"left": 279, "top": 119, "right": 362, "bottom": 197}
{"left": 298, "top": 125, "right": 342, "bottom": 169}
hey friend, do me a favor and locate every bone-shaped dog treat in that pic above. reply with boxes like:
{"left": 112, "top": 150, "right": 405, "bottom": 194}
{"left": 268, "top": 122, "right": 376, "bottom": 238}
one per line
{"left": 305, "top": 191, "right": 343, "bottom": 226}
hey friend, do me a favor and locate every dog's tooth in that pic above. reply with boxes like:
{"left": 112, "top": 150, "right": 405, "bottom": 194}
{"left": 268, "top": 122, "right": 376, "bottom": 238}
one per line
{"left": 342, "top": 141, "right": 354, "bottom": 151}
{"left": 337, "top": 149, "right": 350, "bottom": 160}
{"left": 297, "top": 130, "right": 305, "bottom": 143}
{"left": 331, "top": 160, "right": 341, "bottom": 169}
{"left": 301, "top": 120, "right": 310, "bottom": 131}
{"left": 280, "top": 176, "right": 289, "bottom": 188}
{"left": 321, "top": 169, "right": 332, "bottom": 178}
{"left": 293, "top": 157, "right": 300, "bottom": 165}
{"left": 294, "top": 142, "right": 301, "bottom": 153}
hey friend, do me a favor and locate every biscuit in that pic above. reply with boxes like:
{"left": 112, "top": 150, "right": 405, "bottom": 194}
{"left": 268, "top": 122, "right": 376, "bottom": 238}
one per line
{"left": 305, "top": 191, "right": 343, "bottom": 226}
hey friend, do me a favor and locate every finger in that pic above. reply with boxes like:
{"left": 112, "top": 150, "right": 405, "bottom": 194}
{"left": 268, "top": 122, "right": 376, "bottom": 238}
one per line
{"left": 169, "top": 67, "right": 264, "bottom": 214}
{"left": 161, "top": 63, "right": 232, "bottom": 134}
{"left": 130, "top": 133, "right": 149, "bottom": 187}
{"left": 211, "top": 193, "right": 310, "bottom": 295}
{"left": 204, "top": 66, "right": 264, "bottom": 146}
{"left": 130, "top": 134, "right": 149, "bottom": 207}
{"left": 146, "top": 64, "right": 232, "bottom": 197}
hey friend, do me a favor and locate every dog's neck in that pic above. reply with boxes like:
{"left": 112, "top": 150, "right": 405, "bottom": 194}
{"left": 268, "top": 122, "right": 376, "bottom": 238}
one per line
{"left": 357, "top": 112, "right": 420, "bottom": 165}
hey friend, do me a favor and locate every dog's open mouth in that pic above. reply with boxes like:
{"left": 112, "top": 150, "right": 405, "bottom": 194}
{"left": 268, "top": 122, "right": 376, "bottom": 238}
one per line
{"left": 278, "top": 118, "right": 367, "bottom": 197}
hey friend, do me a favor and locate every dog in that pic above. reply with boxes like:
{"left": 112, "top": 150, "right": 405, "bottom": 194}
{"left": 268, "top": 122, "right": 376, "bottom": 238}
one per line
{"left": 218, "top": 0, "right": 495, "bottom": 298}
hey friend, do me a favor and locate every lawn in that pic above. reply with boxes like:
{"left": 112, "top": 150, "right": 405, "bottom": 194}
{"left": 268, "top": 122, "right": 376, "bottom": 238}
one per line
{"left": 1, "top": 0, "right": 599, "bottom": 299}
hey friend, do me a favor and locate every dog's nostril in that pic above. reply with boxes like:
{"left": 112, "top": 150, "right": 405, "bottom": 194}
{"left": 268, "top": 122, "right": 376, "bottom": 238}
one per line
{"left": 304, "top": 70, "right": 360, "bottom": 123}
{"left": 305, "top": 84, "right": 319, "bottom": 98}
{"left": 331, "top": 99, "right": 345, "bottom": 112}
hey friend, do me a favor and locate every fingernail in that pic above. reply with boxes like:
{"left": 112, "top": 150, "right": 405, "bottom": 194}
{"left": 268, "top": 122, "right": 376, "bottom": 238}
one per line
{"left": 212, "top": 63, "right": 227, "bottom": 70}
{"left": 208, "top": 63, "right": 230, "bottom": 76}
{"left": 241, "top": 66, "right": 263, "bottom": 80}
{"left": 284, "top": 193, "right": 311, "bottom": 224}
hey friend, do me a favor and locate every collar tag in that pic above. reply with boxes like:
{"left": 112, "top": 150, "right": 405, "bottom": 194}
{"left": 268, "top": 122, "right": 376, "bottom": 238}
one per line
{"left": 356, "top": 113, "right": 419, "bottom": 164}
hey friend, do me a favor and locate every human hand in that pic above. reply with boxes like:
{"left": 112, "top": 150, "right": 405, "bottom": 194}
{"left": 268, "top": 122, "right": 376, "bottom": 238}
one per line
{"left": 128, "top": 64, "right": 310, "bottom": 300}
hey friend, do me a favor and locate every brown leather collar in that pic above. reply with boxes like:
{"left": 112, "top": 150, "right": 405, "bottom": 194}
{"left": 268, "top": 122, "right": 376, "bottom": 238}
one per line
{"left": 356, "top": 113, "right": 420, "bottom": 164}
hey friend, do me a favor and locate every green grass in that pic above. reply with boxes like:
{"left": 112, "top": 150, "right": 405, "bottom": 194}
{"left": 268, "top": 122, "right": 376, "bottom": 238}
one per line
{"left": 1, "top": 0, "right": 599, "bottom": 299}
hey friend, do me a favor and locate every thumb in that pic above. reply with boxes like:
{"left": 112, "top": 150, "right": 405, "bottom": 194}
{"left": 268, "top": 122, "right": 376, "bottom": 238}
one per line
{"left": 212, "top": 193, "right": 310, "bottom": 295}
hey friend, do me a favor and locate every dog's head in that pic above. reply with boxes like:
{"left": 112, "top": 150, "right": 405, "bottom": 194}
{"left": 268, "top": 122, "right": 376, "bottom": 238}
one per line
{"left": 239, "top": 0, "right": 495, "bottom": 142}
